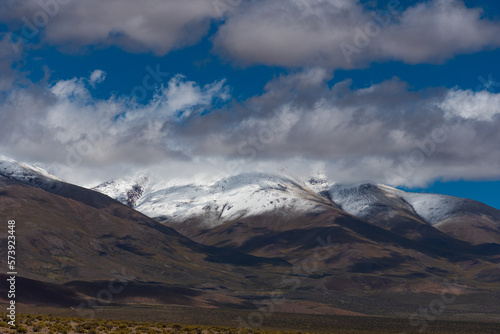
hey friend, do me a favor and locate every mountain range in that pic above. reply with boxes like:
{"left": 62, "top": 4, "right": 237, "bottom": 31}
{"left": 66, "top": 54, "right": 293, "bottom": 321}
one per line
{"left": 1, "top": 157, "right": 500, "bottom": 319}
{"left": 93, "top": 171, "right": 500, "bottom": 246}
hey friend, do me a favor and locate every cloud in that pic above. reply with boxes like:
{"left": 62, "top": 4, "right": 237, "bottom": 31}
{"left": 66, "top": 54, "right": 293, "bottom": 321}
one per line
{"left": 213, "top": 0, "right": 500, "bottom": 68}
{"left": 439, "top": 89, "right": 500, "bottom": 121}
{"left": 0, "top": 34, "right": 22, "bottom": 93}
{"left": 3, "top": 0, "right": 498, "bottom": 68}
{"left": 0, "top": 0, "right": 221, "bottom": 55}
{"left": 1, "top": 67, "right": 500, "bottom": 188}
{"left": 0, "top": 71, "right": 230, "bottom": 185}
{"left": 169, "top": 69, "right": 500, "bottom": 187}
{"left": 89, "top": 70, "right": 106, "bottom": 86}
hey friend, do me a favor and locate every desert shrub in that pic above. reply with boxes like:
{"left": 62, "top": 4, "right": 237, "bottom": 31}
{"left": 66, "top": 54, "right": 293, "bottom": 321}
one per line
{"left": 83, "top": 321, "right": 99, "bottom": 329}
{"left": 51, "top": 323, "right": 72, "bottom": 332}
{"left": 16, "top": 325, "right": 28, "bottom": 333}
{"left": 112, "top": 329, "right": 133, "bottom": 334}
{"left": 75, "top": 323, "right": 88, "bottom": 333}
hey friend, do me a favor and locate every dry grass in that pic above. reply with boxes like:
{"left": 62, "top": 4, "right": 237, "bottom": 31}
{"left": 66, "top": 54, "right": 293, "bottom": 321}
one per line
{"left": 1, "top": 311, "right": 500, "bottom": 334}
{"left": 0, "top": 313, "right": 309, "bottom": 334}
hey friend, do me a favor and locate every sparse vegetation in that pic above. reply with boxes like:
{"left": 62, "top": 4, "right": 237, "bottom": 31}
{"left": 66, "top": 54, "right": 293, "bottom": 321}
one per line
{"left": 1, "top": 311, "right": 500, "bottom": 334}
{"left": 0, "top": 313, "right": 313, "bottom": 334}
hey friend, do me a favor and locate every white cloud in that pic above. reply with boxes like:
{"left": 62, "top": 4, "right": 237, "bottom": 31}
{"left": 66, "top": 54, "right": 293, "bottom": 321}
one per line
{"left": 213, "top": 0, "right": 500, "bottom": 68}
{"left": 0, "top": 0, "right": 222, "bottom": 55}
{"left": 1, "top": 68, "right": 500, "bottom": 188}
{"left": 162, "top": 75, "right": 230, "bottom": 120}
{"left": 89, "top": 70, "right": 106, "bottom": 86}
{"left": 0, "top": 72, "right": 230, "bottom": 184}
{"left": 2, "top": 0, "right": 498, "bottom": 69}
{"left": 439, "top": 89, "right": 500, "bottom": 121}
{"left": 0, "top": 34, "right": 22, "bottom": 92}
{"left": 167, "top": 70, "right": 500, "bottom": 187}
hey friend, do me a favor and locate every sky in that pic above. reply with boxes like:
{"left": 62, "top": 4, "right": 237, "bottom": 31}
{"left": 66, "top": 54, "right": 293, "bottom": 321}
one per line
{"left": 0, "top": 0, "right": 499, "bottom": 208}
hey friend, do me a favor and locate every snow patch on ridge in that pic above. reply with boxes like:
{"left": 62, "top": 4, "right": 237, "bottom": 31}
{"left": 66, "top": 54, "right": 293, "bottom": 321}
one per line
{"left": 0, "top": 156, "right": 62, "bottom": 184}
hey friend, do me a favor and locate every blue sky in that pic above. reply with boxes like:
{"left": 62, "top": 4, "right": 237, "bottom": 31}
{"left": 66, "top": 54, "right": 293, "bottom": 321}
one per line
{"left": 0, "top": 0, "right": 499, "bottom": 208}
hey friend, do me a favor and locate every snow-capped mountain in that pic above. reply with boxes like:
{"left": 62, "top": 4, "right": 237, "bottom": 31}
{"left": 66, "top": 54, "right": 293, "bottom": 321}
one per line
{"left": 4, "top": 155, "right": 500, "bottom": 307}
{"left": 92, "top": 172, "right": 150, "bottom": 207}
{"left": 5, "top": 153, "right": 493, "bottom": 244}
{"left": 328, "top": 183, "right": 415, "bottom": 221}
{"left": 93, "top": 173, "right": 335, "bottom": 229}
{"left": 327, "top": 183, "right": 500, "bottom": 244}
{"left": 0, "top": 156, "right": 62, "bottom": 188}
{"left": 327, "top": 183, "right": 468, "bottom": 225}
{"left": 2, "top": 155, "right": 499, "bottom": 290}
{"left": 4, "top": 156, "right": 493, "bottom": 246}
{"left": 304, "top": 171, "right": 331, "bottom": 193}
{"left": 94, "top": 172, "right": 500, "bottom": 245}
{"left": 94, "top": 171, "right": 472, "bottom": 228}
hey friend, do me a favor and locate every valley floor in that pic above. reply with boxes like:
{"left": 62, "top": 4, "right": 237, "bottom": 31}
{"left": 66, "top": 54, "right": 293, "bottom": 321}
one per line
{"left": 2, "top": 304, "right": 499, "bottom": 334}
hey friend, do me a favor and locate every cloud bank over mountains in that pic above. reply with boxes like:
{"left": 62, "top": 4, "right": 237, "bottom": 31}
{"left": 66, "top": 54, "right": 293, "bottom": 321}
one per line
{"left": 1, "top": 63, "right": 499, "bottom": 187}
{"left": 0, "top": 0, "right": 499, "bottom": 187}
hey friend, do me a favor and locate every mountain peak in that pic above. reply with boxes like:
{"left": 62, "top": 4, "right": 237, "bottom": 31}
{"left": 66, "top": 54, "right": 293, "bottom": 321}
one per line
{"left": 305, "top": 171, "right": 331, "bottom": 193}
{"left": 94, "top": 172, "right": 332, "bottom": 228}
{"left": 92, "top": 172, "right": 151, "bottom": 207}
{"left": 0, "top": 156, "right": 62, "bottom": 185}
